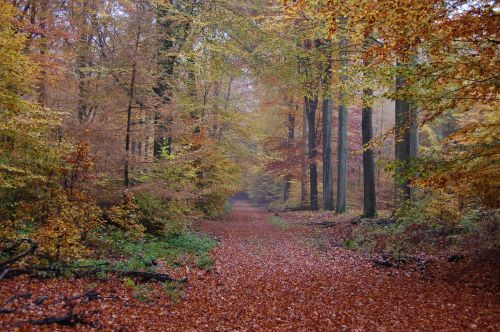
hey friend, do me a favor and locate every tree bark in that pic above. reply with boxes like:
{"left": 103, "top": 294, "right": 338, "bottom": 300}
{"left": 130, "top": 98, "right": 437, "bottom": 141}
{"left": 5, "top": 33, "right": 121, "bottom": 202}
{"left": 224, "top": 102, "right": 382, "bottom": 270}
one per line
{"left": 305, "top": 96, "right": 319, "bottom": 210}
{"left": 336, "top": 16, "right": 348, "bottom": 213}
{"left": 37, "top": 0, "right": 48, "bottom": 107}
{"left": 321, "top": 49, "right": 334, "bottom": 211}
{"left": 362, "top": 88, "right": 377, "bottom": 217}
{"left": 300, "top": 101, "right": 308, "bottom": 208}
{"left": 284, "top": 112, "right": 295, "bottom": 202}
{"left": 322, "top": 97, "right": 334, "bottom": 210}
{"left": 395, "top": 72, "right": 411, "bottom": 202}
{"left": 410, "top": 104, "right": 419, "bottom": 159}
{"left": 154, "top": 4, "right": 177, "bottom": 157}
{"left": 76, "top": 2, "right": 91, "bottom": 123}
{"left": 124, "top": 24, "right": 141, "bottom": 187}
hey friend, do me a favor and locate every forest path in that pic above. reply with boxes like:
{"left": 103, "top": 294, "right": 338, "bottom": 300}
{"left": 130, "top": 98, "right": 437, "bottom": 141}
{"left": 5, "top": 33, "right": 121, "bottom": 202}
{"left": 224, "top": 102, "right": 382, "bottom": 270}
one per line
{"left": 166, "top": 200, "right": 499, "bottom": 331}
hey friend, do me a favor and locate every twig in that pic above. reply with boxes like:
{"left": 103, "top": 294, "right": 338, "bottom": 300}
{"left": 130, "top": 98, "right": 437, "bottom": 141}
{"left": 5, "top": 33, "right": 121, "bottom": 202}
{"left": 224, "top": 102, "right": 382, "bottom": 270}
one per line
{"left": 0, "top": 239, "right": 38, "bottom": 269}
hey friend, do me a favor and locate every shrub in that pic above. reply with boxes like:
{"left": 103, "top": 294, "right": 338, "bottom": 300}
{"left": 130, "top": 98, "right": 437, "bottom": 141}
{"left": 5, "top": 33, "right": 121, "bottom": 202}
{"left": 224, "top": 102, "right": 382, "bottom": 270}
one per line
{"left": 345, "top": 191, "right": 500, "bottom": 257}
{"left": 107, "top": 191, "right": 145, "bottom": 239}
{"left": 135, "top": 192, "right": 189, "bottom": 236}
{"left": 35, "top": 191, "right": 103, "bottom": 263}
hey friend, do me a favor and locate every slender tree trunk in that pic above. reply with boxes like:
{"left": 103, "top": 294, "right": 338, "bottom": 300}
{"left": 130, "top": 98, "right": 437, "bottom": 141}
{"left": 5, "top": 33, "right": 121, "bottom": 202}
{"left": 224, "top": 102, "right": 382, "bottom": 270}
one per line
{"left": 124, "top": 63, "right": 136, "bottom": 187}
{"left": 410, "top": 105, "right": 419, "bottom": 159}
{"left": 38, "top": 0, "right": 48, "bottom": 107}
{"left": 213, "top": 76, "right": 233, "bottom": 141}
{"left": 377, "top": 105, "right": 384, "bottom": 190}
{"left": 284, "top": 112, "right": 295, "bottom": 202}
{"left": 124, "top": 25, "right": 141, "bottom": 187}
{"left": 337, "top": 102, "right": 348, "bottom": 213}
{"left": 305, "top": 96, "right": 319, "bottom": 210}
{"left": 322, "top": 97, "right": 334, "bottom": 210}
{"left": 76, "top": 3, "right": 91, "bottom": 123}
{"left": 336, "top": 16, "right": 348, "bottom": 213}
{"left": 154, "top": 5, "right": 177, "bottom": 157}
{"left": 410, "top": 55, "right": 420, "bottom": 162}
{"left": 409, "top": 103, "right": 419, "bottom": 200}
{"left": 395, "top": 72, "right": 411, "bottom": 202}
{"left": 321, "top": 51, "right": 334, "bottom": 211}
{"left": 300, "top": 100, "right": 308, "bottom": 208}
{"left": 362, "top": 88, "right": 377, "bottom": 217}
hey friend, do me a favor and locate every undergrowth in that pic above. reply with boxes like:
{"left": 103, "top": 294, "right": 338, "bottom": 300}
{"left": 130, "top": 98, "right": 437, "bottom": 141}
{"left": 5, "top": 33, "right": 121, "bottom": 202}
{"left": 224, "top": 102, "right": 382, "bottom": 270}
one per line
{"left": 31, "top": 230, "right": 218, "bottom": 280}
{"left": 99, "top": 230, "right": 217, "bottom": 271}
{"left": 123, "top": 277, "right": 186, "bottom": 304}
{"left": 341, "top": 193, "right": 499, "bottom": 259}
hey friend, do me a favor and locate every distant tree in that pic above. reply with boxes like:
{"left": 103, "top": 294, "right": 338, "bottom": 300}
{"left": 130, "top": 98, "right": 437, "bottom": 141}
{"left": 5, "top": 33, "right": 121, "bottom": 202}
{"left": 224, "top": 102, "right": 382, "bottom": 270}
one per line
{"left": 336, "top": 16, "right": 348, "bottom": 213}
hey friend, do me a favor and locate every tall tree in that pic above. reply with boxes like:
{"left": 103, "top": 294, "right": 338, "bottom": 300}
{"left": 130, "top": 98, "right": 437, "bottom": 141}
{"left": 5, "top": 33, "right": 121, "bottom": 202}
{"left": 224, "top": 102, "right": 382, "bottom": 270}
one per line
{"left": 322, "top": 87, "right": 334, "bottom": 211}
{"left": 300, "top": 101, "right": 309, "bottom": 207}
{"left": 124, "top": 16, "right": 142, "bottom": 187}
{"left": 394, "top": 69, "right": 411, "bottom": 202}
{"left": 321, "top": 46, "right": 334, "bottom": 211}
{"left": 362, "top": 87, "right": 377, "bottom": 217}
{"left": 284, "top": 111, "right": 295, "bottom": 202}
{"left": 305, "top": 95, "right": 319, "bottom": 210}
{"left": 154, "top": 3, "right": 177, "bottom": 157}
{"left": 336, "top": 16, "right": 348, "bottom": 213}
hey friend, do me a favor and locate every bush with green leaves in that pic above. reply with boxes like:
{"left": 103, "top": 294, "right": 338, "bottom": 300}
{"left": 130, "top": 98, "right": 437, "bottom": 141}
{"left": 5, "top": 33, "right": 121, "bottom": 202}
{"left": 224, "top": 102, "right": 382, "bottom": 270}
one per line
{"left": 134, "top": 192, "right": 190, "bottom": 236}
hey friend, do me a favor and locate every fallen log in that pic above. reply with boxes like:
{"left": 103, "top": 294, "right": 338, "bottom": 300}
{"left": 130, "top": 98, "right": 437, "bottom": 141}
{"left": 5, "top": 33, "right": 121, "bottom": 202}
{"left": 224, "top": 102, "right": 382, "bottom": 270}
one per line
{"left": 0, "top": 265, "right": 187, "bottom": 284}
{"left": 59, "top": 289, "right": 99, "bottom": 305}
{"left": 29, "top": 312, "right": 82, "bottom": 326}
{"left": 0, "top": 308, "right": 15, "bottom": 314}
{"left": 6, "top": 292, "right": 32, "bottom": 303}
{"left": 120, "top": 271, "right": 187, "bottom": 283}
{"left": 371, "top": 258, "right": 394, "bottom": 268}
{"left": 34, "top": 296, "right": 49, "bottom": 306}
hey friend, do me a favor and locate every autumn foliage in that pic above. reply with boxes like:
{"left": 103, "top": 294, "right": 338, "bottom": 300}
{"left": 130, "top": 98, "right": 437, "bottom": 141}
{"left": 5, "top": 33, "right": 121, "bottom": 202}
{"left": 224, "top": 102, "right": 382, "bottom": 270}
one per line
{"left": 0, "top": 0, "right": 499, "bottom": 329}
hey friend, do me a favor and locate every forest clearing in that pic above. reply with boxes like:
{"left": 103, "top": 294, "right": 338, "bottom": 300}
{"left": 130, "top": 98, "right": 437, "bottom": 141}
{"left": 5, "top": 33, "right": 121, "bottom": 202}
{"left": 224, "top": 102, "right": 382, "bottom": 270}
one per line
{"left": 1, "top": 0, "right": 499, "bottom": 330}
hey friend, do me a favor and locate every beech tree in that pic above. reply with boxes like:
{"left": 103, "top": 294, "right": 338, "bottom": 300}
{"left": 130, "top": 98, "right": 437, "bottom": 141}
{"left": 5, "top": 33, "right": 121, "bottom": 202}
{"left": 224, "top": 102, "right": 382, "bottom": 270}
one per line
{"left": 321, "top": 46, "right": 334, "bottom": 211}
{"left": 336, "top": 16, "right": 348, "bottom": 213}
{"left": 362, "top": 86, "right": 377, "bottom": 217}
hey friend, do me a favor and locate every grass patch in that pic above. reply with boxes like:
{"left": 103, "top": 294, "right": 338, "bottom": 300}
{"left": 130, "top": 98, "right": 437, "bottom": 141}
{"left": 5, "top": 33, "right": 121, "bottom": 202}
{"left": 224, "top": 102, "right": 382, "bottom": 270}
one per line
{"left": 342, "top": 238, "right": 361, "bottom": 250}
{"left": 122, "top": 277, "right": 186, "bottom": 304}
{"left": 163, "top": 280, "right": 186, "bottom": 304}
{"left": 81, "top": 230, "right": 218, "bottom": 274}
{"left": 123, "top": 277, "right": 153, "bottom": 303}
{"left": 164, "top": 232, "right": 217, "bottom": 269}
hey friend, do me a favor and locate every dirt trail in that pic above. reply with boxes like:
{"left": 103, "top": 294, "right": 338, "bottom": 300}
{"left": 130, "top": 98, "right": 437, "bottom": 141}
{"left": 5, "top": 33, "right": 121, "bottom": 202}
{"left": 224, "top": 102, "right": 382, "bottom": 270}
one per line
{"left": 165, "top": 201, "right": 499, "bottom": 331}
{"left": 0, "top": 201, "right": 497, "bottom": 331}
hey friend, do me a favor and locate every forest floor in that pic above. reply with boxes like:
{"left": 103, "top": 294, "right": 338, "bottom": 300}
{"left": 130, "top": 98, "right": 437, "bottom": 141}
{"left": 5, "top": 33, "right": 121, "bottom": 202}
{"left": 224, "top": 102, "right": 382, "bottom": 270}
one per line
{"left": 1, "top": 200, "right": 499, "bottom": 331}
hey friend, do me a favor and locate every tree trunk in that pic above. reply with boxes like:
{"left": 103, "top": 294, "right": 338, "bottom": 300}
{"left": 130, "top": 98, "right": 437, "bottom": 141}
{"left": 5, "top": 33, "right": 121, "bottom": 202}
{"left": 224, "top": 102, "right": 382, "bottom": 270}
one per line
{"left": 336, "top": 16, "right": 348, "bottom": 213}
{"left": 38, "top": 0, "right": 48, "bottom": 107}
{"left": 395, "top": 72, "right": 411, "bottom": 202}
{"left": 305, "top": 96, "right": 319, "bottom": 210}
{"left": 76, "top": 3, "right": 91, "bottom": 123}
{"left": 300, "top": 100, "right": 308, "bottom": 208}
{"left": 362, "top": 88, "right": 377, "bottom": 217}
{"left": 284, "top": 112, "right": 295, "bottom": 202}
{"left": 321, "top": 50, "right": 334, "bottom": 211}
{"left": 410, "top": 104, "right": 419, "bottom": 159}
{"left": 154, "top": 5, "right": 177, "bottom": 158}
{"left": 322, "top": 97, "right": 334, "bottom": 210}
{"left": 124, "top": 25, "right": 141, "bottom": 187}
